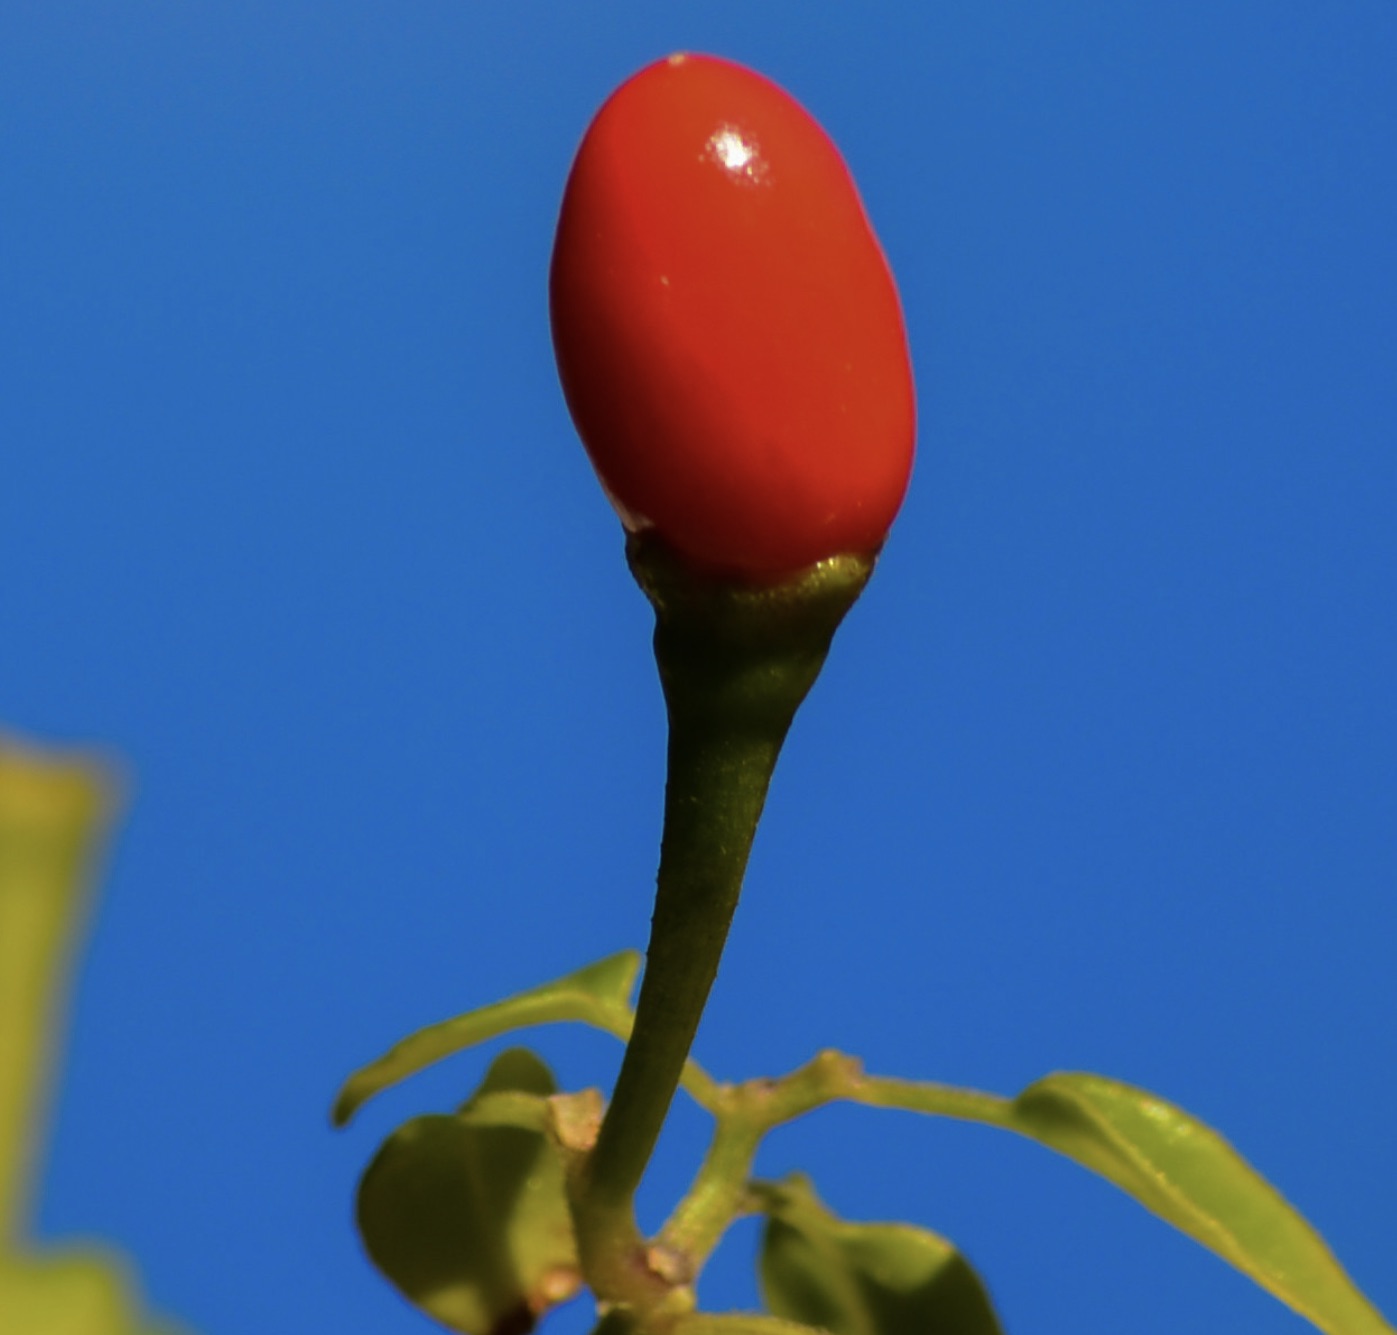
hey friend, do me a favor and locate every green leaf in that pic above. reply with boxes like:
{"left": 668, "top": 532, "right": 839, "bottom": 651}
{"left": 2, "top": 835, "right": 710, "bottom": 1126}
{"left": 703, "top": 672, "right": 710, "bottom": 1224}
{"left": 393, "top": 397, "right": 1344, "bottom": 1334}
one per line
{"left": 757, "top": 1176, "right": 1001, "bottom": 1335}
{"left": 675, "top": 1316, "right": 826, "bottom": 1335}
{"left": 461, "top": 1046, "right": 560, "bottom": 1105}
{"left": 0, "top": 743, "right": 112, "bottom": 1242}
{"left": 355, "top": 1047, "right": 581, "bottom": 1335}
{"left": 333, "top": 952, "right": 641, "bottom": 1126}
{"left": 0, "top": 743, "right": 188, "bottom": 1335}
{"left": 0, "top": 1250, "right": 184, "bottom": 1335}
{"left": 1011, "top": 1073, "right": 1393, "bottom": 1335}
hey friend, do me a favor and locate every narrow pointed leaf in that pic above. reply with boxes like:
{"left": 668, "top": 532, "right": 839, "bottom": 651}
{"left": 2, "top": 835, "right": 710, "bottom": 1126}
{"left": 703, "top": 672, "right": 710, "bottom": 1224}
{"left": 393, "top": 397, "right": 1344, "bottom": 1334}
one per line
{"left": 334, "top": 952, "right": 641, "bottom": 1125}
{"left": 356, "top": 1048, "right": 580, "bottom": 1335}
{"left": 757, "top": 1176, "right": 1001, "bottom": 1335}
{"left": 1011, "top": 1073, "right": 1392, "bottom": 1335}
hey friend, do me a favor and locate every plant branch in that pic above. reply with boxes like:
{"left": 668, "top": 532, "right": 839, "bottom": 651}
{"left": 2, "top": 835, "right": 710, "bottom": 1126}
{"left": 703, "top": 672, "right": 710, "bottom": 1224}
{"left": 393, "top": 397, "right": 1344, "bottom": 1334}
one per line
{"left": 657, "top": 1052, "right": 1018, "bottom": 1278}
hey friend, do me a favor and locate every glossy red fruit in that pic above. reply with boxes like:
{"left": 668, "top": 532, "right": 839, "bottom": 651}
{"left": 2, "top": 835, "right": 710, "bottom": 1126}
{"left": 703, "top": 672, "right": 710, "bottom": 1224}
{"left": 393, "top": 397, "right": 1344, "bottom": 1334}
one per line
{"left": 550, "top": 53, "right": 915, "bottom": 579}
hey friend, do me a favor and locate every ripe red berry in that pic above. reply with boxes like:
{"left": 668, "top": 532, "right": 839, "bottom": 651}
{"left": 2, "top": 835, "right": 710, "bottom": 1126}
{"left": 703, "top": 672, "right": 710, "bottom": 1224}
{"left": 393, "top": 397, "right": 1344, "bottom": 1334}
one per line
{"left": 550, "top": 53, "right": 916, "bottom": 579}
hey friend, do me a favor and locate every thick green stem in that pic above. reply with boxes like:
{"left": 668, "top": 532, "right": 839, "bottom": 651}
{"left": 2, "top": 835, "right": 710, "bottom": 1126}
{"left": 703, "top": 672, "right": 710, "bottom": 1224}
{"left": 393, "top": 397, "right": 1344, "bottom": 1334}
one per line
{"left": 573, "top": 536, "right": 873, "bottom": 1312}
{"left": 578, "top": 702, "right": 780, "bottom": 1268}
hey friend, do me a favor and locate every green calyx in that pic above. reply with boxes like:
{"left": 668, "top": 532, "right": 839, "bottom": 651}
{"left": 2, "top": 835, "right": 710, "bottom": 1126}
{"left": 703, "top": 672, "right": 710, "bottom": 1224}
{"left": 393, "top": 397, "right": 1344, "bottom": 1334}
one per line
{"left": 625, "top": 532, "right": 876, "bottom": 737}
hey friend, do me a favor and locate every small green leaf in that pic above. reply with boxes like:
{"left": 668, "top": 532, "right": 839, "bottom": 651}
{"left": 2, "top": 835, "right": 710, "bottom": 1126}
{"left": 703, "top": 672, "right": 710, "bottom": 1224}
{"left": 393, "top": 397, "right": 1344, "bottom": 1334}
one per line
{"left": 757, "top": 1176, "right": 1001, "bottom": 1335}
{"left": 355, "top": 1048, "right": 581, "bottom": 1335}
{"left": 333, "top": 952, "right": 641, "bottom": 1126}
{"left": 1012, "top": 1073, "right": 1393, "bottom": 1335}
{"left": 463, "top": 1046, "right": 559, "bottom": 1105}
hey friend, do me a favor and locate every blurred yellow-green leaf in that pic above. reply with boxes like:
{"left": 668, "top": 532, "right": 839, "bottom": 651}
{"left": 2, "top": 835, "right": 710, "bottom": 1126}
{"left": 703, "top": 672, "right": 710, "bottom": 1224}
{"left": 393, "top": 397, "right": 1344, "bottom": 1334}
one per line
{"left": 0, "top": 734, "right": 187, "bottom": 1335}
{"left": 0, "top": 1250, "right": 179, "bottom": 1335}
{"left": 0, "top": 738, "right": 113, "bottom": 1246}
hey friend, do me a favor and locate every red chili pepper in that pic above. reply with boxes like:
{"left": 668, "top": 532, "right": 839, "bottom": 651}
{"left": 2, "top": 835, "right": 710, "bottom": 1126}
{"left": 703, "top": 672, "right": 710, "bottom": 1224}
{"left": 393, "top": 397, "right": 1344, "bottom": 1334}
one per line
{"left": 551, "top": 53, "right": 916, "bottom": 579}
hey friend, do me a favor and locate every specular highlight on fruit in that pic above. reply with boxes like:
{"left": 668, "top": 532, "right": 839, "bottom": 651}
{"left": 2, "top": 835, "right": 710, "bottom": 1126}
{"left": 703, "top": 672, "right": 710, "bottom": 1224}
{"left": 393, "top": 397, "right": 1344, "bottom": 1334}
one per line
{"left": 551, "top": 53, "right": 916, "bottom": 579}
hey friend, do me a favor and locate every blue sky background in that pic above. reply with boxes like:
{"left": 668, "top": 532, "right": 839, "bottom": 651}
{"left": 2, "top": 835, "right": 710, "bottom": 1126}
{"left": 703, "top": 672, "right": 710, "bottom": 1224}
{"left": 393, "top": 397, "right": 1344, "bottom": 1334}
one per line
{"left": 3, "top": 4, "right": 1394, "bottom": 1333}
